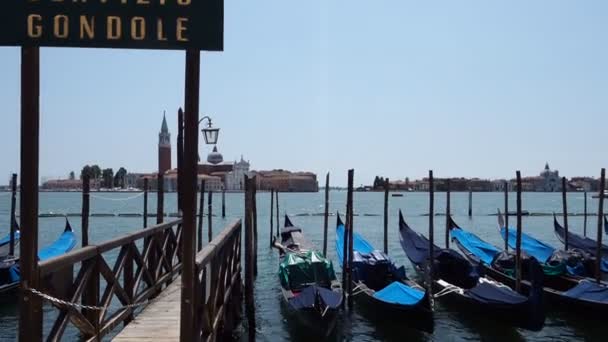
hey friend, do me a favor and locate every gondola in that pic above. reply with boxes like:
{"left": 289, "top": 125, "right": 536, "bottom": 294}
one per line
{"left": 0, "top": 221, "right": 20, "bottom": 258}
{"left": 450, "top": 215, "right": 608, "bottom": 315}
{"left": 0, "top": 219, "right": 77, "bottom": 301}
{"left": 273, "top": 215, "right": 342, "bottom": 337}
{"left": 553, "top": 214, "right": 608, "bottom": 273}
{"left": 398, "top": 211, "right": 545, "bottom": 331}
{"left": 497, "top": 211, "right": 592, "bottom": 278}
{"left": 335, "top": 214, "right": 434, "bottom": 333}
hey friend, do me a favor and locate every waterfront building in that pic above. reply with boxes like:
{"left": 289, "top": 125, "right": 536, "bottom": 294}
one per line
{"left": 158, "top": 113, "right": 172, "bottom": 175}
{"left": 252, "top": 170, "right": 319, "bottom": 192}
{"left": 224, "top": 156, "right": 251, "bottom": 191}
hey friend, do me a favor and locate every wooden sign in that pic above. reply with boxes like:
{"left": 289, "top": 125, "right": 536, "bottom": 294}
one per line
{"left": 0, "top": 0, "right": 223, "bottom": 50}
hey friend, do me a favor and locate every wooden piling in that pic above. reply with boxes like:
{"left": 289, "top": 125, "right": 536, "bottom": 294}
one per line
{"left": 143, "top": 178, "right": 148, "bottom": 228}
{"left": 18, "top": 45, "right": 42, "bottom": 342}
{"left": 596, "top": 168, "right": 605, "bottom": 283}
{"left": 244, "top": 176, "right": 256, "bottom": 336}
{"left": 346, "top": 169, "right": 355, "bottom": 309}
{"left": 252, "top": 177, "right": 258, "bottom": 277}
{"left": 468, "top": 188, "right": 472, "bottom": 217}
{"left": 562, "top": 177, "right": 569, "bottom": 250}
{"left": 208, "top": 190, "right": 213, "bottom": 242}
{"left": 445, "top": 179, "right": 450, "bottom": 249}
{"left": 177, "top": 109, "right": 184, "bottom": 212}
{"left": 9, "top": 173, "right": 17, "bottom": 256}
{"left": 157, "top": 173, "right": 164, "bottom": 224}
{"left": 222, "top": 187, "right": 226, "bottom": 218}
{"left": 270, "top": 189, "right": 274, "bottom": 247}
{"left": 198, "top": 179, "right": 205, "bottom": 251}
{"left": 428, "top": 170, "right": 435, "bottom": 293}
{"left": 275, "top": 190, "right": 280, "bottom": 237}
{"left": 383, "top": 177, "right": 389, "bottom": 254}
{"left": 504, "top": 181, "right": 508, "bottom": 252}
{"left": 82, "top": 174, "right": 90, "bottom": 246}
{"left": 584, "top": 191, "right": 588, "bottom": 237}
{"left": 179, "top": 48, "right": 201, "bottom": 342}
{"left": 515, "top": 171, "right": 523, "bottom": 293}
{"left": 324, "top": 173, "right": 330, "bottom": 257}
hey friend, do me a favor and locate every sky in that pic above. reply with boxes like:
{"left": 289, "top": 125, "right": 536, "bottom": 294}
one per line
{"left": 1, "top": 1, "right": 607, "bottom": 186}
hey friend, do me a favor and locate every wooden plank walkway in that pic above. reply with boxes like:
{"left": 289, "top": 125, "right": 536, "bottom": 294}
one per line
{"left": 113, "top": 277, "right": 182, "bottom": 341}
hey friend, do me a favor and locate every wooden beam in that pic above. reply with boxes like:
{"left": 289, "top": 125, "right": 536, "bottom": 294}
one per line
{"left": 515, "top": 171, "right": 522, "bottom": 293}
{"left": 383, "top": 177, "right": 389, "bottom": 254}
{"left": 198, "top": 179, "right": 205, "bottom": 252}
{"left": 82, "top": 174, "right": 90, "bottom": 246}
{"left": 596, "top": 168, "right": 605, "bottom": 283}
{"left": 323, "top": 174, "right": 330, "bottom": 256}
{"left": 445, "top": 179, "right": 450, "bottom": 249}
{"left": 346, "top": 169, "right": 354, "bottom": 309}
{"left": 143, "top": 178, "right": 149, "bottom": 228}
{"left": 18, "top": 45, "right": 42, "bottom": 342}
{"left": 562, "top": 177, "right": 569, "bottom": 250}
{"left": 428, "top": 170, "right": 434, "bottom": 288}
{"left": 179, "top": 48, "right": 200, "bottom": 342}
{"left": 269, "top": 189, "right": 274, "bottom": 248}
{"left": 504, "top": 181, "right": 508, "bottom": 251}
{"left": 9, "top": 173, "right": 17, "bottom": 256}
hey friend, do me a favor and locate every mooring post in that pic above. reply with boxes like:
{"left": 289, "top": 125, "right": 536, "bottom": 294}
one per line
{"left": 504, "top": 181, "right": 509, "bottom": 251}
{"left": 270, "top": 189, "right": 274, "bottom": 247}
{"left": 323, "top": 173, "right": 330, "bottom": 256}
{"left": 584, "top": 191, "right": 588, "bottom": 237}
{"left": 468, "top": 188, "right": 472, "bottom": 217}
{"left": 177, "top": 109, "right": 184, "bottom": 213}
{"left": 596, "top": 168, "right": 605, "bottom": 284}
{"left": 428, "top": 170, "right": 435, "bottom": 295}
{"left": 346, "top": 169, "right": 355, "bottom": 309}
{"left": 383, "top": 177, "right": 389, "bottom": 254}
{"left": 222, "top": 186, "right": 226, "bottom": 218}
{"left": 9, "top": 173, "right": 17, "bottom": 256}
{"left": 515, "top": 171, "right": 523, "bottom": 293}
{"left": 445, "top": 179, "right": 451, "bottom": 249}
{"left": 143, "top": 178, "right": 148, "bottom": 228}
{"left": 82, "top": 174, "right": 90, "bottom": 246}
{"left": 562, "top": 177, "right": 569, "bottom": 250}
{"left": 198, "top": 179, "right": 205, "bottom": 251}
{"left": 208, "top": 189, "right": 213, "bottom": 242}
{"left": 275, "top": 190, "right": 280, "bottom": 237}
{"left": 19, "top": 46, "right": 42, "bottom": 342}
{"left": 252, "top": 177, "right": 258, "bottom": 277}
{"left": 179, "top": 49, "right": 200, "bottom": 342}
{"left": 157, "top": 173, "right": 164, "bottom": 224}
{"left": 244, "top": 175, "right": 256, "bottom": 337}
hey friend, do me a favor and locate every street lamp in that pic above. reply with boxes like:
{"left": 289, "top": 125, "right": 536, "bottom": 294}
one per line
{"left": 199, "top": 116, "right": 219, "bottom": 145}
{"left": 198, "top": 116, "right": 223, "bottom": 164}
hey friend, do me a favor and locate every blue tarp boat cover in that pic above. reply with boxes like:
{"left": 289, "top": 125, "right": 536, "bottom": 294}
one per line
{"left": 563, "top": 280, "right": 608, "bottom": 303}
{"left": 467, "top": 281, "right": 528, "bottom": 305}
{"left": 335, "top": 224, "right": 375, "bottom": 267}
{"left": 288, "top": 284, "right": 342, "bottom": 310}
{"left": 554, "top": 218, "right": 608, "bottom": 273}
{"left": 38, "top": 229, "right": 76, "bottom": 261}
{"left": 373, "top": 281, "right": 425, "bottom": 305}
{"left": 501, "top": 227, "right": 554, "bottom": 263}
{"left": 0, "top": 231, "right": 20, "bottom": 247}
{"left": 451, "top": 228, "right": 500, "bottom": 265}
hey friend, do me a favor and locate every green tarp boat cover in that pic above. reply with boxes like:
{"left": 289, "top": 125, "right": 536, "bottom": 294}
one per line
{"left": 279, "top": 250, "right": 336, "bottom": 291}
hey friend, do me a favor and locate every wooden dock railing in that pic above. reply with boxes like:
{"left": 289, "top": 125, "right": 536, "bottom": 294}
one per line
{"left": 36, "top": 219, "right": 183, "bottom": 341}
{"left": 192, "top": 219, "right": 242, "bottom": 341}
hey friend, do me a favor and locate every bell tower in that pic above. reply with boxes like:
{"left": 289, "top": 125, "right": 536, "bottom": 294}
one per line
{"left": 158, "top": 112, "right": 172, "bottom": 175}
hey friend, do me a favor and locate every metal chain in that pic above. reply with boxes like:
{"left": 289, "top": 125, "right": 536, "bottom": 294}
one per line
{"left": 28, "top": 288, "right": 149, "bottom": 311}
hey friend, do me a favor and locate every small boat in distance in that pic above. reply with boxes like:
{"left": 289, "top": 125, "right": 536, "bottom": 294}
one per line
{"left": 0, "top": 218, "right": 77, "bottom": 301}
{"left": 335, "top": 213, "right": 434, "bottom": 333}
{"left": 273, "top": 215, "right": 342, "bottom": 337}
{"left": 391, "top": 193, "right": 404, "bottom": 197}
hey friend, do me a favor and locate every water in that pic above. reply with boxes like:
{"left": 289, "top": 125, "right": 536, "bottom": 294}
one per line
{"left": 0, "top": 191, "right": 606, "bottom": 341}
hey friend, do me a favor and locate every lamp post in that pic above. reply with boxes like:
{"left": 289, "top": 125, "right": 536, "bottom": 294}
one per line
{"left": 198, "top": 116, "right": 223, "bottom": 164}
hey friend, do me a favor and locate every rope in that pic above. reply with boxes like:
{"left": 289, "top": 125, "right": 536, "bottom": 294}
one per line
{"left": 433, "top": 283, "right": 461, "bottom": 299}
{"left": 90, "top": 192, "right": 144, "bottom": 201}
{"left": 28, "top": 288, "right": 149, "bottom": 311}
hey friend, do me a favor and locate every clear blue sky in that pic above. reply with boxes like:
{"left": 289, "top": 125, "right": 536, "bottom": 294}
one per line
{"left": 1, "top": 1, "right": 607, "bottom": 186}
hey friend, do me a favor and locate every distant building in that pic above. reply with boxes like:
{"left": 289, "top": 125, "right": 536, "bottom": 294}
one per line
{"left": 158, "top": 114, "right": 172, "bottom": 175}
{"left": 569, "top": 177, "right": 598, "bottom": 192}
{"left": 41, "top": 179, "right": 83, "bottom": 190}
{"left": 253, "top": 170, "right": 318, "bottom": 192}
{"left": 225, "top": 156, "right": 251, "bottom": 191}
{"left": 511, "top": 163, "right": 561, "bottom": 192}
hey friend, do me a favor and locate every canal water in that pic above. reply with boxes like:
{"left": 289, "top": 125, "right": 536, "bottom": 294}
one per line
{"left": 0, "top": 191, "right": 606, "bottom": 341}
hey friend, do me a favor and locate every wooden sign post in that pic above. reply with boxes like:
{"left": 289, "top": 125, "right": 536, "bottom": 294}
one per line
{"left": 5, "top": 1, "right": 224, "bottom": 340}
